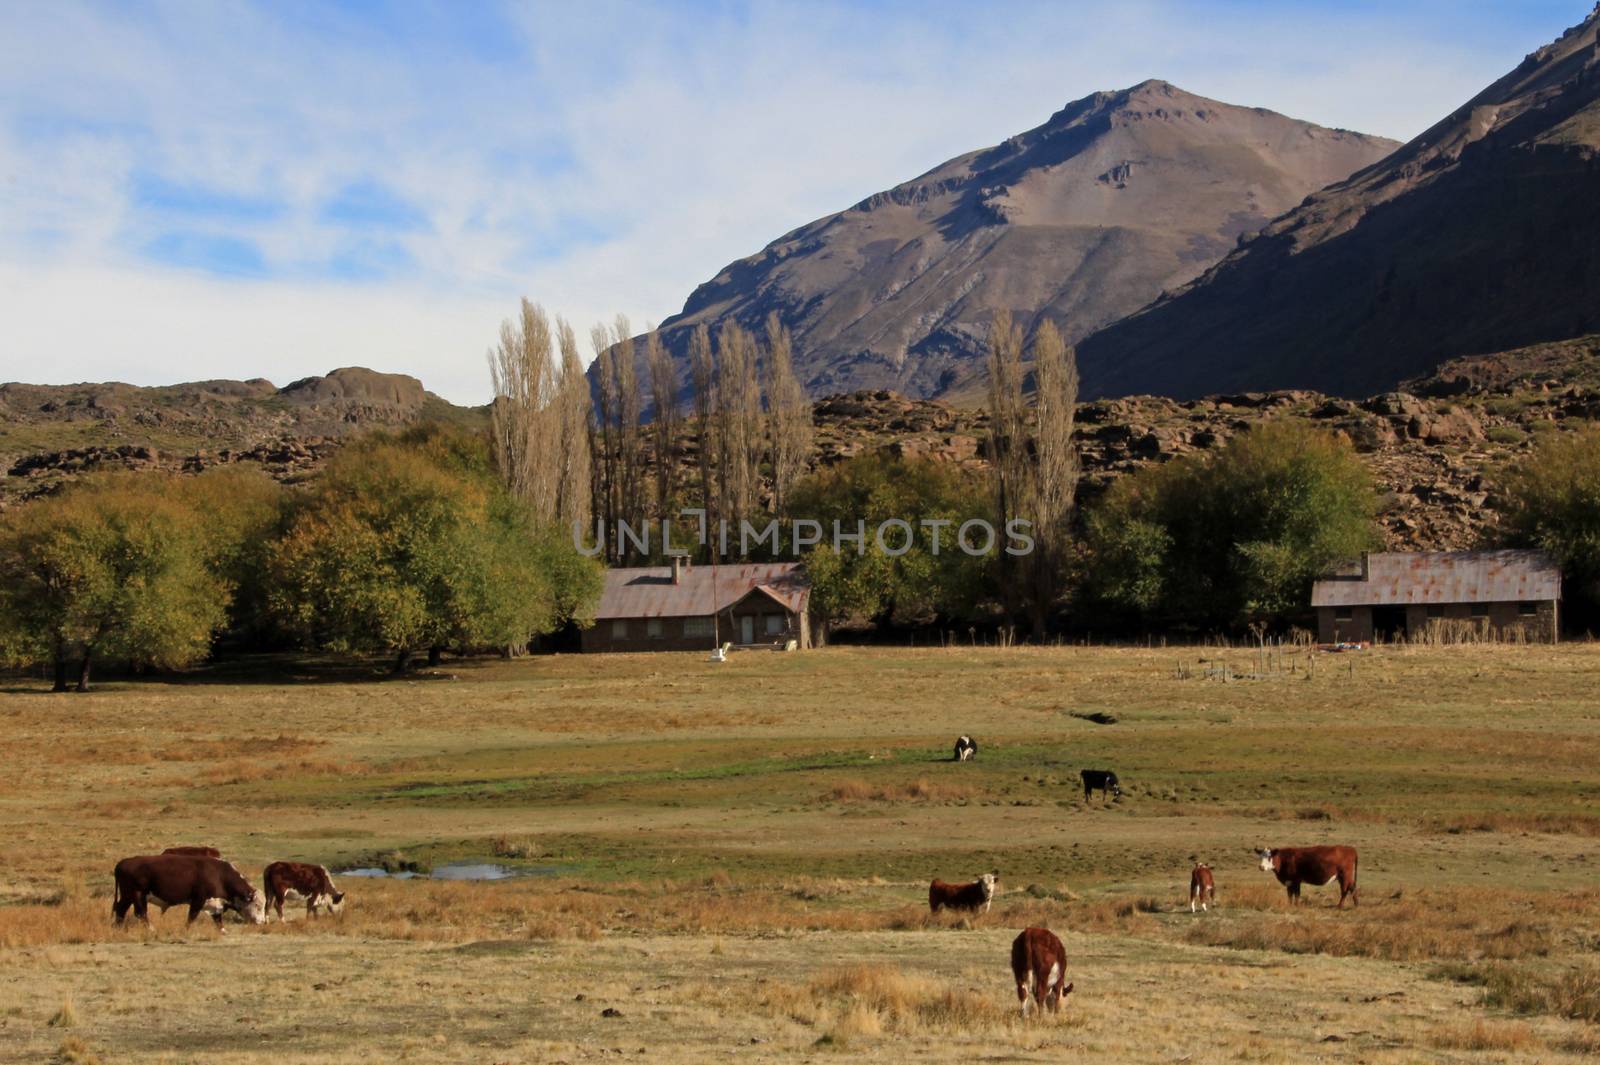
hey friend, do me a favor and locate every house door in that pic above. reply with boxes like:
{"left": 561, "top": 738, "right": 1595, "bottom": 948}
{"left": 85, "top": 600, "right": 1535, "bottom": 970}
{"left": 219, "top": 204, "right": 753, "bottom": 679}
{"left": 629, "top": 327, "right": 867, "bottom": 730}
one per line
{"left": 1372, "top": 605, "right": 1407, "bottom": 643}
{"left": 740, "top": 616, "right": 754, "bottom": 645}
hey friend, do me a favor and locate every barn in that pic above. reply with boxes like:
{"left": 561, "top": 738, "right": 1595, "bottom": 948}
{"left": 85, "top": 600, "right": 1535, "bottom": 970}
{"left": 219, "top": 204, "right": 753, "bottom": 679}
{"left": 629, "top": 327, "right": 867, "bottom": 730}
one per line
{"left": 1310, "top": 550, "right": 1560, "bottom": 644}
{"left": 581, "top": 558, "right": 813, "bottom": 653}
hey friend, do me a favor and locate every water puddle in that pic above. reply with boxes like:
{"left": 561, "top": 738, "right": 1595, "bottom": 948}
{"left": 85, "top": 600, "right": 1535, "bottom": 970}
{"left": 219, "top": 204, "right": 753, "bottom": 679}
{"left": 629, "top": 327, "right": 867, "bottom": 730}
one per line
{"left": 336, "top": 862, "right": 565, "bottom": 881}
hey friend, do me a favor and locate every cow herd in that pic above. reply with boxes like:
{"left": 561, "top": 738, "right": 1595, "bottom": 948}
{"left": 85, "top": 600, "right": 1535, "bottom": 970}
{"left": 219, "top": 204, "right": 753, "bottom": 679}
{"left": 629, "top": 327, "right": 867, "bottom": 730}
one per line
{"left": 104, "top": 747, "right": 1363, "bottom": 1022}
{"left": 111, "top": 846, "right": 343, "bottom": 930}
{"left": 935, "top": 738, "right": 1364, "bottom": 1015}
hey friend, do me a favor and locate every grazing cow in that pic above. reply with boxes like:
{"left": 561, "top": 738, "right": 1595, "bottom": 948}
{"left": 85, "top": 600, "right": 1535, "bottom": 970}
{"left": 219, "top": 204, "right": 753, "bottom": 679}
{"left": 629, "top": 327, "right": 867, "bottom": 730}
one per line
{"left": 262, "top": 861, "right": 346, "bottom": 920}
{"left": 1080, "top": 769, "right": 1121, "bottom": 801}
{"left": 929, "top": 872, "right": 998, "bottom": 914}
{"left": 1189, "top": 863, "right": 1215, "bottom": 913}
{"left": 953, "top": 735, "right": 978, "bottom": 762}
{"left": 1011, "top": 927, "right": 1074, "bottom": 1016}
{"left": 112, "top": 854, "right": 265, "bottom": 928}
{"left": 162, "top": 845, "right": 222, "bottom": 859}
{"left": 1257, "top": 846, "right": 1359, "bottom": 908}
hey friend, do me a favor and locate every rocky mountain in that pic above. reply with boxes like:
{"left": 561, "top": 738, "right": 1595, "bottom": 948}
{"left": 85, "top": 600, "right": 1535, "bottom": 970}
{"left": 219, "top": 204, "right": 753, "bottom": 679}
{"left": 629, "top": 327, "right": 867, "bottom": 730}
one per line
{"left": 638, "top": 80, "right": 1395, "bottom": 403}
{"left": 1078, "top": 5, "right": 1600, "bottom": 399}
{"left": 0, "top": 367, "right": 484, "bottom": 508}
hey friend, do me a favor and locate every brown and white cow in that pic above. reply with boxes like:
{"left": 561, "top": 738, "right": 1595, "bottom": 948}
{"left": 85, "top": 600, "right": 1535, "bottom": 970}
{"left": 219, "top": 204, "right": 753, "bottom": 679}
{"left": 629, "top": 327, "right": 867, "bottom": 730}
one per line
{"left": 162, "top": 845, "right": 222, "bottom": 859}
{"left": 1189, "top": 863, "right": 1215, "bottom": 913}
{"left": 929, "top": 873, "right": 997, "bottom": 914}
{"left": 263, "top": 861, "right": 345, "bottom": 920}
{"left": 1257, "top": 845, "right": 1359, "bottom": 908}
{"left": 113, "top": 854, "right": 265, "bottom": 928}
{"left": 1011, "top": 927, "right": 1074, "bottom": 1016}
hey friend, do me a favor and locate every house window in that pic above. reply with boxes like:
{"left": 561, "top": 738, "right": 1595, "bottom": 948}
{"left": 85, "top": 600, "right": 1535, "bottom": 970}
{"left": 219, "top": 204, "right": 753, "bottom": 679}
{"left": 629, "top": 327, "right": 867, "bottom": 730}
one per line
{"left": 1333, "top": 607, "right": 1353, "bottom": 621}
{"left": 1470, "top": 603, "right": 1490, "bottom": 619}
{"left": 647, "top": 618, "right": 664, "bottom": 639}
{"left": 1518, "top": 602, "right": 1539, "bottom": 616}
{"left": 610, "top": 619, "right": 628, "bottom": 639}
{"left": 765, "top": 614, "right": 786, "bottom": 635}
{"left": 684, "top": 617, "right": 715, "bottom": 638}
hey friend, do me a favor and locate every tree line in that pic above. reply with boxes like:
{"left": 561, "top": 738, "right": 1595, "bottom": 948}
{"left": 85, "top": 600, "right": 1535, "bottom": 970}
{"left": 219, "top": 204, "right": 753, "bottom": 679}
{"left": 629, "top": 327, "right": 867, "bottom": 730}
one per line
{"left": 487, "top": 301, "right": 814, "bottom": 560}
{"left": 0, "top": 427, "right": 602, "bottom": 690}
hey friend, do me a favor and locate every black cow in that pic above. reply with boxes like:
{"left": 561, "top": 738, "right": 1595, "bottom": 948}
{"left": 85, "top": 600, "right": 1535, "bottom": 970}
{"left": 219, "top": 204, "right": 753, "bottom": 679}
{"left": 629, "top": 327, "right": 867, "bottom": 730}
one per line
{"left": 1080, "top": 769, "right": 1121, "bottom": 801}
{"left": 953, "top": 735, "right": 978, "bottom": 762}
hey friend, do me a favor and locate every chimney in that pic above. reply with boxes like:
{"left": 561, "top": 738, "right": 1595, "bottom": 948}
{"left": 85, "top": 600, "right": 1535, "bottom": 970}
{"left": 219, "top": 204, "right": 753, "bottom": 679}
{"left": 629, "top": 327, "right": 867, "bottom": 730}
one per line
{"left": 1360, "top": 551, "right": 1371, "bottom": 581}
{"left": 671, "top": 555, "right": 683, "bottom": 585}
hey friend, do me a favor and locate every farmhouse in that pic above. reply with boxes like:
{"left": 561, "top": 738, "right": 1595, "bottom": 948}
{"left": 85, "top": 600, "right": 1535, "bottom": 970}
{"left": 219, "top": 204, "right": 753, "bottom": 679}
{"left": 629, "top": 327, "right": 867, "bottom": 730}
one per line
{"left": 582, "top": 557, "right": 813, "bottom": 653}
{"left": 1310, "top": 550, "right": 1560, "bottom": 644}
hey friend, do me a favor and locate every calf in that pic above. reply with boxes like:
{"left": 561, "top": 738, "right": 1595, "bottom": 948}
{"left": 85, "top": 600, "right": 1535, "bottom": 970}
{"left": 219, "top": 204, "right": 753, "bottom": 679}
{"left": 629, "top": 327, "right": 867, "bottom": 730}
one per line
{"left": 1257, "top": 845, "right": 1359, "bottom": 908}
{"left": 1011, "top": 927, "right": 1074, "bottom": 1016}
{"left": 162, "top": 845, "right": 222, "bottom": 859}
{"left": 1080, "top": 769, "right": 1121, "bottom": 801}
{"left": 113, "top": 854, "right": 265, "bottom": 928}
{"left": 953, "top": 735, "right": 977, "bottom": 762}
{"left": 1189, "top": 863, "right": 1215, "bottom": 912}
{"left": 929, "top": 872, "right": 997, "bottom": 914}
{"left": 263, "top": 861, "right": 345, "bottom": 920}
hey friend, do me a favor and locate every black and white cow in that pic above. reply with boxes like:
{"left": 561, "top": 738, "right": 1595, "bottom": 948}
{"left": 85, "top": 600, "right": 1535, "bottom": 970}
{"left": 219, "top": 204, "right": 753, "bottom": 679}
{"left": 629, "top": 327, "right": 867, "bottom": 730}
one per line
{"left": 953, "top": 735, "right": 978, "bottom": 762}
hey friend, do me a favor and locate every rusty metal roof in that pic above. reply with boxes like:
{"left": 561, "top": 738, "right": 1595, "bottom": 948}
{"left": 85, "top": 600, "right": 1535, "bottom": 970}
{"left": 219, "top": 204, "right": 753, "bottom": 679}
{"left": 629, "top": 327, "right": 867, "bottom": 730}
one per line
{"left": 593, "top": 562, "right": 810, "bottom": 619}
{"left": 1310, "top": 550, "right": 1560, "bottom": 607}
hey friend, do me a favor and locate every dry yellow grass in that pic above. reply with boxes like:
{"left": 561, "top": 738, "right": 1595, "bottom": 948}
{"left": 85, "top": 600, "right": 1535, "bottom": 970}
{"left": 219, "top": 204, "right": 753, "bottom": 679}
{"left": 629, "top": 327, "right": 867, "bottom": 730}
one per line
{"left": 3, "top": 643, "right": 1600, "bottom": 1061}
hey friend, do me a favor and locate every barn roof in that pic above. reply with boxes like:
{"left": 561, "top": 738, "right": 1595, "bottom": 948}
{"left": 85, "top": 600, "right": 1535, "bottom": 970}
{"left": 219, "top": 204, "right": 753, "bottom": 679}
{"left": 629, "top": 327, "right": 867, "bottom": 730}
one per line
{"left": 592, "top": 561, "right": 809, "bottom": 620}
{"left": 1310, "top": 550, "right": 1560, "bottom": 608}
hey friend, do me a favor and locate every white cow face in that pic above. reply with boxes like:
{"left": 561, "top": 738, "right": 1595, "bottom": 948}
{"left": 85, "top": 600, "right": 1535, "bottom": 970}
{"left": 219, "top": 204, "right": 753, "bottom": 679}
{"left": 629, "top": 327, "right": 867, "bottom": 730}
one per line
{"left": 1257, "top": 849, "right": 1276, "bottom": 872}
{"left": 978, "top": 873, "right": 998, "bottom": 898}
{"left": 239, "top": 890, "right": 267, "bottom": 925}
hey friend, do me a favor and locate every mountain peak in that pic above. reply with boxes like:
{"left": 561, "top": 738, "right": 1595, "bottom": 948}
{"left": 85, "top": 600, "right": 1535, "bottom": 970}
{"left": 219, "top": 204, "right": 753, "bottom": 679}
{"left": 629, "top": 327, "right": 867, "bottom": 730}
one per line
{"left": 643, "top": 86, "right": 1395, "bottom": 403}
{"left": 1076, "top": 8, "right": 1600, "bottom": 400}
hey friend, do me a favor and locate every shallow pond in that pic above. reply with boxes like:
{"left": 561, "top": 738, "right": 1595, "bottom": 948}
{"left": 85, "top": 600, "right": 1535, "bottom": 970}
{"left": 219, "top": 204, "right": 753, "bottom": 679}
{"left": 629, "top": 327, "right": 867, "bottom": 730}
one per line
{"left": 336, "top": 862, "right": 563, "bottom": 881}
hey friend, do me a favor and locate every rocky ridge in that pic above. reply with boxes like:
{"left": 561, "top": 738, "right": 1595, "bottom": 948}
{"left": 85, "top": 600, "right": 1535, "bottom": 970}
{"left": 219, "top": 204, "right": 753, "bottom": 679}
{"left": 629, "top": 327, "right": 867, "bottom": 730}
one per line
{"left": 10, "top": 337, "right": 1600, "bottom": 551}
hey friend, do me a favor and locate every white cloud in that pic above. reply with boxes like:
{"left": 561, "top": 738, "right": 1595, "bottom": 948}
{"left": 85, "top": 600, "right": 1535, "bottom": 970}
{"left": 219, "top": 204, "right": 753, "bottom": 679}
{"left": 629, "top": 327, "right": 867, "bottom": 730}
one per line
{"left": 0, "top": 1, "right": 1585, "bottom": 404}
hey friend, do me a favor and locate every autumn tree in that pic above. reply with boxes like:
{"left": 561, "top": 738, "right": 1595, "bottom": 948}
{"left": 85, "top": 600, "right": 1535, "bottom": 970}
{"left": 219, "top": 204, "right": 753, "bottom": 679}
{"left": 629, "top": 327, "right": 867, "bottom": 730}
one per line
{"left": 0, "top": 475, "right": 230, "bottom": 690}
{"left": 715, "top": 321, "right": 763, "bottom": 540}
{"left": 689, "top": 323, "right": 717, "bottom": 535}
{"left": 985, "top": 310, "right": 1029, "bottom": 625}
{"left": 591, "top": 321, "right": 619, "bottom": 543}
{"left": 1023, "top": 319, "right": 1079, "bottom": 633}
{"left": 787, "top": 455, "right": 994, "bottom": 632}
{"left": 764, "top": 311, "right": 813, "bottom": 516}
{"left": 645, "top": 326, "right": 680, "bottom": 516}
{"left": 554, "top": 316, "right": 593, "bottom": 533}
{"left": 609, "top": 314, "right": 644, "bottom": 543}
{"left": 487, "top": 299, "right": 560, "bottom": 521}
{"left": 1085, "top": 422, "right": 1378, "bottom": 627}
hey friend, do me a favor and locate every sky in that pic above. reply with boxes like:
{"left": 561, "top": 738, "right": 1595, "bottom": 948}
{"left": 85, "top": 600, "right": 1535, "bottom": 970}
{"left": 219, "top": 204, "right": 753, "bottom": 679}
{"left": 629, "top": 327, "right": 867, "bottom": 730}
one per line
{"left": 0, "top": 0, "right": 1589, "bottom": 404}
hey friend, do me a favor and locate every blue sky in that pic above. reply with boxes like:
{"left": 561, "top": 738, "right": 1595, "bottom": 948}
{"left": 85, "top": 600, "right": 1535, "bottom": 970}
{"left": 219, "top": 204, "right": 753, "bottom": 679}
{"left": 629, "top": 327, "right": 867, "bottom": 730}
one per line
{"left": 0, "top": 1, "right": 1589, "bottom": 403}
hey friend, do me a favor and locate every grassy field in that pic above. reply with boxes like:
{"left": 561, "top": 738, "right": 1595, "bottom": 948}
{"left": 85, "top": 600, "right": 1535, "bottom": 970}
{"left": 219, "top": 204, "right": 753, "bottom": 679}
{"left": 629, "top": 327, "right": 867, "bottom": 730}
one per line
{"left": 1, "top": 643, "right": 1597, "bottom": 1063}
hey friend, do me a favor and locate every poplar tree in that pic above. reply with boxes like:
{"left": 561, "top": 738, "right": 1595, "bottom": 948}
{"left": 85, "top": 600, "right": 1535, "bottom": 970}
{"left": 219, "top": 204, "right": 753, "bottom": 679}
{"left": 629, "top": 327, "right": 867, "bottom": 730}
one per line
{"left": 645, "top": 326, "right": 680, "bottom": 517}
{"left": 765, "top": 312, "right": 813, "bottom": 517}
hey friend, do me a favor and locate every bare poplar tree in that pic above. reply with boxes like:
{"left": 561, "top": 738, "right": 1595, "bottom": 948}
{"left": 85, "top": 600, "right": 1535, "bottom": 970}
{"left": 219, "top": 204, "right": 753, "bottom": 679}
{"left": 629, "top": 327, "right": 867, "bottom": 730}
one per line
{"left": 611, "top": 315, "right": 645, "bottom": 550}
{"left": 986, "top": 309, "right": 1029, "bottom": 627}
{"left": 645, "top": 326, "right": 680, "bottom": 517}
{"left": 764, "top": 312, "right": 813, "bottom": 516}
{"left": 554, "top": 316, "right": 592, "bottom": 533}
{"left": 591, "top": 322, "right": 619, "bottom": 554}
{"left": 1027, "top": 318, "right": 1080, "bottom": 634}
{"left": 487, "top": 298, "right": 560, "bottom": 522}
{"left": 716, "top": 321, "right": 762, "bottom": 540}
{"left": 689, "top": 323, "right": 717, "bottom": 534}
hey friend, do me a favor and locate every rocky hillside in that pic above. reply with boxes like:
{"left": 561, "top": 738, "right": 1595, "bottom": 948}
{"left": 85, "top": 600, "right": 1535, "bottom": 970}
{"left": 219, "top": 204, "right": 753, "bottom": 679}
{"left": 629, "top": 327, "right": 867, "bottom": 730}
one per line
{"left": 1079, "top": 5, "right": 1600, "bottom": 398}
{"left": 627, "top": 80, "right": 1394, "bottom": 404}
{"left": 9, "top": 337, "right": 1600, "bottom": 551}
{"left": 0, "top": 367, "right": 484, "bottom": 509}
{"left": 807, "top": 334, "right": 1600, "bottom": 551}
